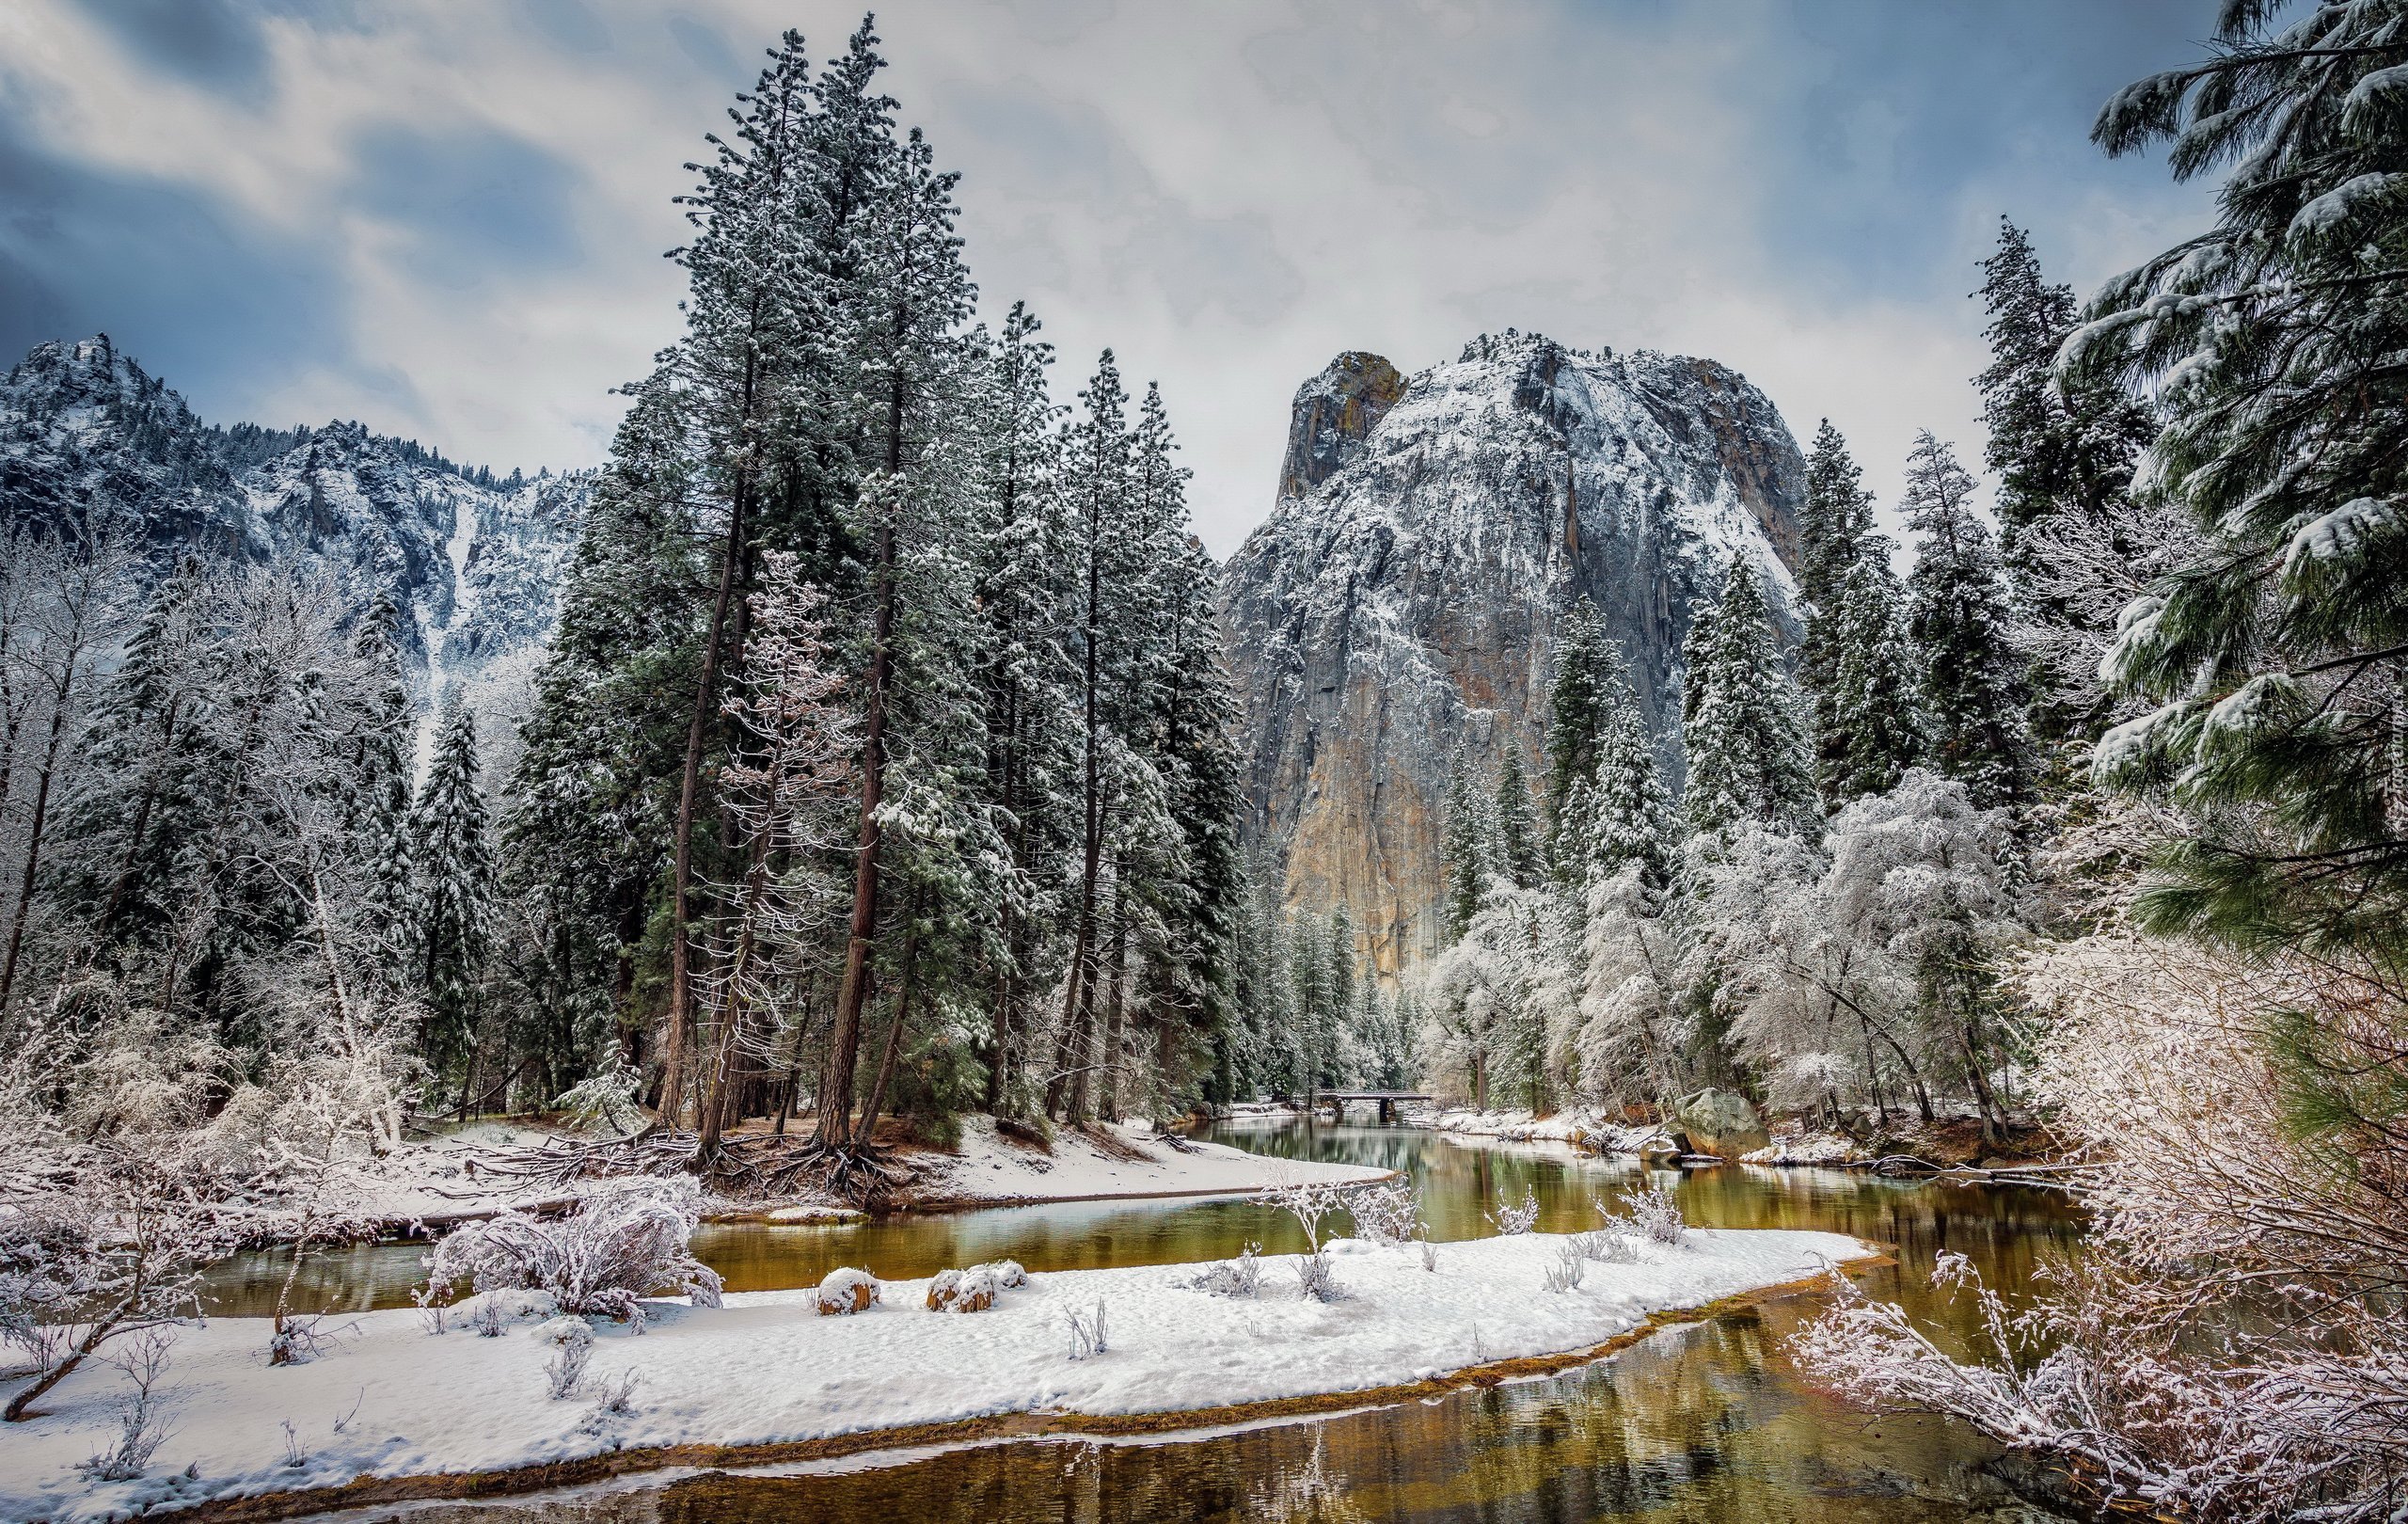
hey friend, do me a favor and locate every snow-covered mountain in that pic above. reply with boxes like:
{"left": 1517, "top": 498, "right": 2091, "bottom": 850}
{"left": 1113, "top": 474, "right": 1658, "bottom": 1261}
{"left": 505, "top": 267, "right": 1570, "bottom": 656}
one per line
{"left": 1220, "top": 330, "right": 1808, "bottom": 976}
{"left": 0, "top": 335, "right": 590, "bottom": 719}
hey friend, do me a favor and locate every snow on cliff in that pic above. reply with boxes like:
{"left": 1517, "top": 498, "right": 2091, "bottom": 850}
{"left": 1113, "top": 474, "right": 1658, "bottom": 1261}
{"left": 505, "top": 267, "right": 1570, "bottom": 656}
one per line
{"left": 1220, "top": 330, "right": 1808, "bottom": 975}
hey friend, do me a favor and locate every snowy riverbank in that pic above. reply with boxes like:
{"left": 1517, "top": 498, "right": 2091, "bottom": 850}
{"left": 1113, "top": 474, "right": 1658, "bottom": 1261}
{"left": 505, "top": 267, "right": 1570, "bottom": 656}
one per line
{"left": 1426, "top": 1106, "right": 1659, "bottom": 1152}
{"left": 906, "top": 1116, "right": 1390, "bottom": 1206}
{"left": 5, "top": 1227, "right": 1872, "bottom": 1522}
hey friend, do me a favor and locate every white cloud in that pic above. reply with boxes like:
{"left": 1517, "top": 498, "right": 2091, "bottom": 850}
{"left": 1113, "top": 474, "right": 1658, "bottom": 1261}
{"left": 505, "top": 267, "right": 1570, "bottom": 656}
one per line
{"left": 0, "top": 0, "right": 2215, "bottom": 553}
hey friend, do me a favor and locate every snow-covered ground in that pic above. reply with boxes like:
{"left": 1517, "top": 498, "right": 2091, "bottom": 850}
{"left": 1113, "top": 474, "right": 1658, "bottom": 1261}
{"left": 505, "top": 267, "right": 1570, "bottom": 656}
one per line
{"left": 911, "top": 1117, "right": 1388, "bottom": 1205}
{"left": 1425, "top": 1107, "right": 1661, "bottom": 1152}
{"left": 4, "top": 1227, "right": 1870, "bottom": 1522}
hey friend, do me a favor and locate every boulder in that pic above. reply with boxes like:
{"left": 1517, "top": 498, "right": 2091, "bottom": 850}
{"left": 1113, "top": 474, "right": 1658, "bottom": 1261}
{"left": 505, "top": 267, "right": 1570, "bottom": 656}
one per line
{"left": 1674, "top": 1089, "right": 1771, "bottom": 1159}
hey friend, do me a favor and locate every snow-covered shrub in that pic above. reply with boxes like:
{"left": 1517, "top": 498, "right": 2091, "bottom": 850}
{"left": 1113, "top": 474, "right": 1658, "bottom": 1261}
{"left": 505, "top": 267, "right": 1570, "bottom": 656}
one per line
{"left": 816, "top": 1266, "right": 879, "bottom": 1315}
{"left": 542, "top": 1318, "right": 595, "bottom": 1400}
{"left": 1620, "top": 1185, "right": 1687, "bottom": 1246}
{"left": 1293, "top": 1247, "right": 1339, "bottom": 1303}
{"left": 926, "top": 1265, "right": 998, "bottom": 1313}
{"left": 1345, "top": 1179, "right": 1420, "bottom": 1246}
{"left": 1418, "top": 1237, "right": 1437, "bottom": 1273}
{"left": 1543, "top": 1240, "right": 1586, "bottom": 1294}
{"left": 75, "top": 1329, "right": 174, "bottom": 1482}
{"left": 413, "top": 1283, "right": 449, "bottom": 1337}
{"left": 553, "top": 1065, "right": 644, "bottom": 1138}
{"left": 1064, "top": 1298, "right": 1108, "bottom": 1361}
{"left": 467, "top": 1296, "right": 510, "bottom": 1339}
{"left": 1190, "top": 1244, "right": 1261, "bottom": 1298}
{"left": 1574, "top": 1224, "right": 1639, "bottom": 1264}
{"left": 988, "top": 1260, "right": 1027, "bottom": 1290}
{"left": 425, "top": 1181, "right": 722, "bottom": 1329}
{"left": 1259, "top": 1175, "right": 1352, "bottom": 1302}
{"left": 578, "top": 1369, "right": 642, "bottom": 1434}
{"left": 1486, "top": 1186, "right": 1541, "bottom": 1236}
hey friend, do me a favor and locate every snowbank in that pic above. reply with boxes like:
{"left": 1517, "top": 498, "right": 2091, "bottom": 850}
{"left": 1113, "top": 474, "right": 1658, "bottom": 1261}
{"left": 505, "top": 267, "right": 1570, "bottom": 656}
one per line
{"left": 5, "top": 1227, "right": 1871, "bottom": 1521}
{"left": 910, "top": 1116, "right": 1388, "bottom": 1206}
{"left": 1741, "top": 1131, "right": 1873, "bottom": 1167}
{"left": 1427, "top": 1107, "right": 1659, "bottom": 1153}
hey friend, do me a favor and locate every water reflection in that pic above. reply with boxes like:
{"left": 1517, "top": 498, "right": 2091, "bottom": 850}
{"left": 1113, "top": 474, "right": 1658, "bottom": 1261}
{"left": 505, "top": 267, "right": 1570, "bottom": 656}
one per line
{"left": 241, "top": 1120, "right": 2082, "bottom": 1523}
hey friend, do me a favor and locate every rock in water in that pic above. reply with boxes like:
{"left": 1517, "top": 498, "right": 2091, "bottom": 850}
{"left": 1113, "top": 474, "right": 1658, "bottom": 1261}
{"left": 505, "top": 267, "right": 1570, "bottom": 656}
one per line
{"left": 1221, "top": 331, "right": 1807, "bottom": 975}
{"left": 1675, "top": 1088, "right": 1772, "bottom": 1159}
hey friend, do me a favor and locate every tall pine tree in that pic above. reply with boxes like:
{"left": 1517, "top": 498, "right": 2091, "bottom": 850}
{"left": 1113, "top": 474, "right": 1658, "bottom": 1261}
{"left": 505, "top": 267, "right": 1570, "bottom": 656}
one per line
{"left": 1901, "top": 433, "right": 2028, "bottom": 809}
{"left": 1681, "top": 560, "right": 1816, "bottom": 837}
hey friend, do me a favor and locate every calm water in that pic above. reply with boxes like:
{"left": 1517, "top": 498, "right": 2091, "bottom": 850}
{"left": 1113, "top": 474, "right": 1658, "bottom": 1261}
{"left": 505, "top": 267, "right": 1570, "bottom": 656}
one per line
{"left": 230, "top": 1119, "right": 2084, "bottom": 1523}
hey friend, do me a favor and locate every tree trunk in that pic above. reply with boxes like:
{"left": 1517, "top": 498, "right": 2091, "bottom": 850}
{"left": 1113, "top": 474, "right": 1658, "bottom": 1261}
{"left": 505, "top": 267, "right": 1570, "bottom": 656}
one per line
{"left": 860, "top": 903, "right": 924, "bottom": 1144}
{"left": 0, "top": 677, "right": 74, "bottom": 1020}
{"left": 659, "top": 467, "right": 752, "bottom": 1134}
{"left": 1101, "top": 880, "right": 1127, "bottom": 1122}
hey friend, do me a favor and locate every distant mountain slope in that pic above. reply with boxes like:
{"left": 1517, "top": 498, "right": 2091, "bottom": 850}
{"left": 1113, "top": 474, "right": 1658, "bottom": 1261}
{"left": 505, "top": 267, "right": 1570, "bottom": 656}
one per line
{"left": 1220, "top": 330, "right": 1807, "bottom": 975}
{"left": 0, "top": 335, "right": 590, "bottom": 708}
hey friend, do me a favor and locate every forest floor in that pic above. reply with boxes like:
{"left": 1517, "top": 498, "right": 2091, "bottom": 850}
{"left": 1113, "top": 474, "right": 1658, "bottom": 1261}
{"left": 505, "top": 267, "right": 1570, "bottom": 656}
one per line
{"left": 6, "top": 1227, "right": 1873, "bottom": 1523}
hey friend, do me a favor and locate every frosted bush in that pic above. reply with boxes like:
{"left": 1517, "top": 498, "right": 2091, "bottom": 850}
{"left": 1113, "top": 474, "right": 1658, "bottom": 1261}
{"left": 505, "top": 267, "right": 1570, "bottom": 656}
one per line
{"left": 1486, "top": 1186, "right": 1541, "bottom": 1236}
{"left": 926, "top": 1265, "right": 999, "bottom": 1313}
{"left": 425, "top": 1181, "right": 722, "bottom": 1330}
{"left": 1294, "top": 1247, "right": 1339, "bottom": 1303}
{"left": 1190, "top": 1244, "right": 1261, "bottom": 1298}
{"left": 1419, "top": 1237, "right": 1438, "bottom": 1273}
{"left": 467, "top": 1296, "right": 509, "bottom": 1339}
{"left": 578, "top": 1369, "right": 642, "bottom": 1434}
{"left": 1543, "top": 1240, "right": 1586, "bottom": 1294}
{"left": 1625, "top": 1185, "right": 1687, "bottom": 1246}
{"left": 1064, "top": 1298, "right": 1108, "bottom": 1360}
{"left": 816, "top": 1266, "right": 879, "bottom": 1315}
{"left": 1345, "top": 1179, "right": 1420, "bottom": 1246}
{"left": 545, "top": 1341, "right": 592, "bottom": 1400}
{"left": 1573, "top": 1225, "right": 1638, "bottom": 1264}
{"left": 988, "top": 1260, "right": 1027, "bottom": 1289}
{"left": 75, "top": 1329, "right": 174, "bottom": 1483}
{"left": 552, "top": 1065, "right": 644, "bottom": 1137}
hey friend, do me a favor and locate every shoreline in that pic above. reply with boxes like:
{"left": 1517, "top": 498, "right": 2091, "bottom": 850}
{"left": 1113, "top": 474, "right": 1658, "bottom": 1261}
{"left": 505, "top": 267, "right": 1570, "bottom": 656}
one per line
{"left": 34, "top": 1247, "right": 1885, "bottom": 1524}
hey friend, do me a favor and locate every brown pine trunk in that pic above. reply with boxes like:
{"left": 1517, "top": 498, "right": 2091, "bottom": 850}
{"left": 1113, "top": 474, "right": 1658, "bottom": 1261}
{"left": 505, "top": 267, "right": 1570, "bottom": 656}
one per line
{"left": 1101, "top": 881, "right": 1127, "bottom": 1122}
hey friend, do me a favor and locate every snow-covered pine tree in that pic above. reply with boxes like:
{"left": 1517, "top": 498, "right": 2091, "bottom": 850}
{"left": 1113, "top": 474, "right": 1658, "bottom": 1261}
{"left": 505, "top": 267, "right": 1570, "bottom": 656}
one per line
{"left": 405, "top": 698, "right": 495, "bottom": 1099}
{"left": 1821, "top": 542, "right": 1930, "bottom": 804}
{"left": 1974, "top": 218, "right": 2154, "bottom": 548}
{"left": 1441, "top": 760, "right": 1497, "bottom": 939}
{"left": 2076, "top": 0, "right": 2408, "bottom": 965}
{"left": 1798, "top": 421, "right": 1877, "bottom": 789}
{"left": 1900, "top": 433, "right": 2028, "bottom": 809}
{"left": 1494, "top": 750, "right": 1544, "bottom": 889}
{"left": 1584, "top": 667, "right": 1677, "bottom": 889}
{"left": 1681, "top": 560, "right": 1817, "bottom": 838}
{"left": 1542, "top": 599, "right": 1616, "bottom": 877}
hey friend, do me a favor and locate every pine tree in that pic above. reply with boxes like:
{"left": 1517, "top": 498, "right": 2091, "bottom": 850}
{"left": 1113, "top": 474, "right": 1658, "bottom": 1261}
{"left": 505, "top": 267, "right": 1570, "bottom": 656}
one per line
{"left": 1798, "top": 421, "right": 1877, "bottom": 789}
{"left": 1585, "top": 675, "right": 1677, "bottom": 888}
{"left": 1543, "top": 599, "right": 1616, "bottom": 876}
{"left": 1494, "top": 750, "right": 1543, "bottom": 889}
{"left": 1974, "top": 218, "right": 2154, "bottom": 546}
{"left": 1821, "top": 542, "right": 1930, "bottom": 803}
{"left": 406, "top": 698, "right": 495, "bottom": 1095}
{"left": 1900, "top": 433, "right": 2028, "bottom": 809}
{"left": 1681, "top": 560, "right": 1817, "bottom": 837}
{"left": 2079, "top": 1, "right": 2408, "bottom": 961}
{"left": 1442, "top": 760, "right": 1496, "bottom": 939}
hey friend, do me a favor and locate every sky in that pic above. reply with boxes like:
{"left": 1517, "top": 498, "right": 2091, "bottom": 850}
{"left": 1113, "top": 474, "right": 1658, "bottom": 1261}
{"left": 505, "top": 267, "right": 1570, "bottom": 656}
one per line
{"left": 0, "top": 0, "right": 2225, "bottom": 556}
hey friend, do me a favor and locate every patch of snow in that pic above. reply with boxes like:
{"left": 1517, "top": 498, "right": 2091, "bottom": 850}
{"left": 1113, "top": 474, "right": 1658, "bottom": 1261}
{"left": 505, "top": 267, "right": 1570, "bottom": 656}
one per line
{"left": 921, "top": 1117, "right": 1388, "bottom": 1204}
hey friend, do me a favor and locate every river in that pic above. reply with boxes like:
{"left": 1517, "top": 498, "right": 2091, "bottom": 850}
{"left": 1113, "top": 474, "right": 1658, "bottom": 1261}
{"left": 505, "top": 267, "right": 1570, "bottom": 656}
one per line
{"left": 213, "top": 1118, "right": 2083, "bottom": 1522}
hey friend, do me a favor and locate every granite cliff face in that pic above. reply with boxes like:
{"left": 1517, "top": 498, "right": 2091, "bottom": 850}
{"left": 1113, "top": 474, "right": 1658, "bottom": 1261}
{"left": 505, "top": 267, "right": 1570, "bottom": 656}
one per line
{"left": 0, "top": 336, "right": 588, "bottom": 700}
{"left": 1220, "top": 331, "right": 1807, "bottom": 976}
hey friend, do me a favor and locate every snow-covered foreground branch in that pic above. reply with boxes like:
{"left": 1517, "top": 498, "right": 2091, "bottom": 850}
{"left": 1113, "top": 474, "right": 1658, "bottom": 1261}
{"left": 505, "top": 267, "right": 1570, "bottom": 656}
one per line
{"left": 7, "top": 1227, "right": 1867, "bottom": 1522}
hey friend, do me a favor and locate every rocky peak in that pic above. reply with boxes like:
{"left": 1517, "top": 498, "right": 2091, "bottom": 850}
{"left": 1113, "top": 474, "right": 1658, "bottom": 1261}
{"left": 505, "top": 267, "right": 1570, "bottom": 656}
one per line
{"left": 1276, "top": 350, "right": 1405, "bottom": 500}
{"left": 1221, "top": 331, "right": 1808, "bottom": 976}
